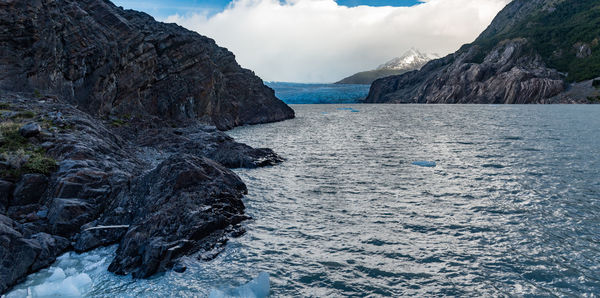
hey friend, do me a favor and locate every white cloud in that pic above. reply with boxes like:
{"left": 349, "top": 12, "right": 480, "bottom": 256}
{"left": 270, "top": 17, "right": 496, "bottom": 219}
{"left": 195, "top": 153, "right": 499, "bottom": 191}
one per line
{"left": 165, "top": 0, "right": 510, "bottom": 83}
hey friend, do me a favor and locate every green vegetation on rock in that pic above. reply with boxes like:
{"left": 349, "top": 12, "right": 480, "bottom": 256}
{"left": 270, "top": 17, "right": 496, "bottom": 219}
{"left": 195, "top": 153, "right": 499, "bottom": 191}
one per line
{"left": 0, "top": 121, "right": 57, "bottom": 179}
{"left": 472, "top": 0, "right": 600, "bottom": 82}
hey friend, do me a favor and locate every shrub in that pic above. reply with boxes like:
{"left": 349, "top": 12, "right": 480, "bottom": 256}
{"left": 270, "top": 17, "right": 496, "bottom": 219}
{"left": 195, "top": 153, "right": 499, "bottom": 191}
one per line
{"left": 13, "top": 110, "right": 36, "bottom": 119}
{"left": 0, "top": 121, "right": 57, "bottom": 178}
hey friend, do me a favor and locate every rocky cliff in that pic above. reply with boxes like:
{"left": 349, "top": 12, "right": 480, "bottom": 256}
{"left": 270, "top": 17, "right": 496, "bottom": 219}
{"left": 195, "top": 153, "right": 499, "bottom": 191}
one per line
{"left": 0, "top": 0, "right": 294, "bottom": 130}
{"left": 0, "top": 0, "right": 295, "bottom": 293}
{"left": 365, "top": 0, "right": 600, "bottom": 104}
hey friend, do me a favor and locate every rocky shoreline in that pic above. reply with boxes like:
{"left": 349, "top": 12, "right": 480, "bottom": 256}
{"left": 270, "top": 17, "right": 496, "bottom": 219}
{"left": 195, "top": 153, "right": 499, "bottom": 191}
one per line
{"left": 0, "top": 92, "right": 286, "bottom": 293}
{"left": 0, "top": 0, "right": 298, "bottom": 292}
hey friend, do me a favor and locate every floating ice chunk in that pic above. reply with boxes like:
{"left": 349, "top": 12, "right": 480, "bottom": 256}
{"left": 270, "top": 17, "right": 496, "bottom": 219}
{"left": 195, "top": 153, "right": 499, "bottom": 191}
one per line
{"left": 412, "top": 161, "right": 436, "bottom": 167}
{"left": 30, "top": 273, "right": 92, "bottom": 297}
{"left": 209, "top": 272, "right": 270, "bottom": 298}
{"left": 47, "top": 267, "right": 66, "bottom": 282}
{"left": 6, "top": 248, "right": 117, "bottom": 297}
{"left": 4, "top": 289, "right": 28, "bottom": 298}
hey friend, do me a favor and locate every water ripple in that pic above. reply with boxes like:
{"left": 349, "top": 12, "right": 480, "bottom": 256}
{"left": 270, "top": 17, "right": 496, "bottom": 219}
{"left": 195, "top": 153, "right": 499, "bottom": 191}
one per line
{"left": 10, "top": 104, "right": 600, "bottom": 297}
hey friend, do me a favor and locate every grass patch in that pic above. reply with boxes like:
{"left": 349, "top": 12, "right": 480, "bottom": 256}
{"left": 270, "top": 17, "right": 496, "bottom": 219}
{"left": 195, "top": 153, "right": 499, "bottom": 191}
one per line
{"left": 22, "top": 152, "right": 57, "bottom": 175}
{"left": 110, "top": 119, "right": 127, "bottom": 127}
{"left": 13, "top": 110, "right": 36, "bottom": 119}
{"left": 0, "top": 121, "right": 57, "bottom": 179}
{"left": 0, "top": 122, "right": 26, "bottom": 151}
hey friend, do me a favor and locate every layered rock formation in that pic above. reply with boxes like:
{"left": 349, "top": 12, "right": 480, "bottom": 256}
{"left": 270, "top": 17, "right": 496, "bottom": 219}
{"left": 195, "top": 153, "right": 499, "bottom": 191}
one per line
{"left": 365, "top": 0, "right": 600, "bottom": 104}
{"left": 0, "top": 0, "right": 294, "bottom": 130}
{"left": 0, "top": 0, "right": 295, "bottom": 293}
{"left": 0, "top": 91, "right": 284, "bottom": 293}
{"left": 367, "top": 40, "right": 568, "bottom": 104}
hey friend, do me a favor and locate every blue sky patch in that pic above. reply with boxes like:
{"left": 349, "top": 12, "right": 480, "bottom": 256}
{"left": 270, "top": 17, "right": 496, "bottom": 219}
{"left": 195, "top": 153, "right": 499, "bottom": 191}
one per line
{"left": 112, "top": 0, "right": 422, "bottom": 18}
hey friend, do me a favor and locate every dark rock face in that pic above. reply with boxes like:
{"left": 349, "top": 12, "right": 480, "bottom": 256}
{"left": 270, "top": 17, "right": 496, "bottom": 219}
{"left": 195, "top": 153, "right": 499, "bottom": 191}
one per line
{"left": 12, "top": 174, "right": 48, "bottom": 206}
{"left": 366, "top": 40, "right": 567, "bottom": 104}
{"left": 0, "top": 91, "right": 286, "bottom": 293}
{"left": 102, "top": 155, "right": 248, "bottom": 278}
{"left": 0, "top": 0, "right": 294, "bottom": 130}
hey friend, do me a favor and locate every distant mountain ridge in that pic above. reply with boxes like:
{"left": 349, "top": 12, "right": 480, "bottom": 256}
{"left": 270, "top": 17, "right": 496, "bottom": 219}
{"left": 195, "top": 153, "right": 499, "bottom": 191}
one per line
{"left": 376, "top": 48, "right": 438, "bottom": 71}
{"left": 365, "top": 0, "right": 600, "bottom": 104}
{"left": 335, "top": 49, "right": 437, "bottom": 85}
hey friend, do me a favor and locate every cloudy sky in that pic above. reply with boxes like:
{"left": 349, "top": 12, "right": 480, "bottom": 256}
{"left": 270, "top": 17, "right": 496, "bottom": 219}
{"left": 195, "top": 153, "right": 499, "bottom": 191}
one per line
{"left": 113, "top": 0, "right": 510, "bottom": 83}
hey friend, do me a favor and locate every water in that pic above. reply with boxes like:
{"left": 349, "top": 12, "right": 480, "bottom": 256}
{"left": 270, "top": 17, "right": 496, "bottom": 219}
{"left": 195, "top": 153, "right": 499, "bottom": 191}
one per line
{"left": 8, "top": 105, "right": 600, "bottom": 297}
{"left": 265, "top": 82, "right": 370, "bottom": 104}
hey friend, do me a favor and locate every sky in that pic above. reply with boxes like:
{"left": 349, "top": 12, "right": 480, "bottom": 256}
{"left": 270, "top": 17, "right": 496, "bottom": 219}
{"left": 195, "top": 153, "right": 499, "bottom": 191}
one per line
{"left": 113, "top": 0, "right": 510, "bottom": 83}
{"left": 113, "top": 0, "right": 425, "bottom": 17}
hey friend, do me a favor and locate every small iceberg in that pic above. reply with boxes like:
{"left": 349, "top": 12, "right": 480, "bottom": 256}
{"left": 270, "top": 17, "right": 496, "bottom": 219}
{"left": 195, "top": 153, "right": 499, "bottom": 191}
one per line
{"left": 412, "top": 161, "right": 437, "bottom": 168}
{"left": 5, "top": 247, "right": 113, "bottom": 298}
{"left": 209, "top": 272, "right": 270, "bottom": 298}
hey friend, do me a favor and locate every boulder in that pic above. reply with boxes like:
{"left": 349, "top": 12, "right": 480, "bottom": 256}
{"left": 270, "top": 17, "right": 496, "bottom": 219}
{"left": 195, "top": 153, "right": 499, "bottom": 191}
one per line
{"left": 19, "top": 123, "right": 41, "bottom": 138}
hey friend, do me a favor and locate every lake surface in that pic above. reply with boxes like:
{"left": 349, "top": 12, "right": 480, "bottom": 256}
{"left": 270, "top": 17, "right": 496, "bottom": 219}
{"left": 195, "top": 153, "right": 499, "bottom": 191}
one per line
{"left": 265, "top": 82, "right": 370, "bottom": 104}
{"left": 8, "top": 105, "right": 600, "bottom": 297}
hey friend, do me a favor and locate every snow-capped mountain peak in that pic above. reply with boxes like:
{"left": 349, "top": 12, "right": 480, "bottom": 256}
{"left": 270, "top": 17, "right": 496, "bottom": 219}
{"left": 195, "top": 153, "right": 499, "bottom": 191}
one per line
{"left": 376, "top": 48, "right": 438, "bottom": 71}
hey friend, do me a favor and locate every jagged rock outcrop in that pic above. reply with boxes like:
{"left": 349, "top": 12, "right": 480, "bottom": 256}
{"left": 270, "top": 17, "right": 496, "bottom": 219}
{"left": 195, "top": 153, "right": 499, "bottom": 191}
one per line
{"left": 98, "top": 155, "right": 248, "bottom": 278}
{"left": 365, "top": 0, "right": 600, "bottom": 104}
{"left": 0, "top": 0, "right": 294, "bottom": 130}
{"left": 367, "top": 40, "right": 567, "bottom": 104}
{"left": 0, "top": 91, "right": 284, "bottom": 293}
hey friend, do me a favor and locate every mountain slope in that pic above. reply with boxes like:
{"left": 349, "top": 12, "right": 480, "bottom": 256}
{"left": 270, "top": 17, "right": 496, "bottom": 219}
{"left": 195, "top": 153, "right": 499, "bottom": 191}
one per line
{"left": 336, "top": 49, "right": 435, "bottom": 85}
{"left": 365, "top": 0, "right": 600, "bottom": 104}
{"left": 0, "top": 0, "right": 294, "bottom": 130}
